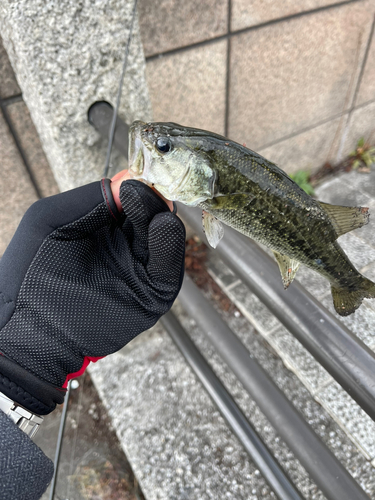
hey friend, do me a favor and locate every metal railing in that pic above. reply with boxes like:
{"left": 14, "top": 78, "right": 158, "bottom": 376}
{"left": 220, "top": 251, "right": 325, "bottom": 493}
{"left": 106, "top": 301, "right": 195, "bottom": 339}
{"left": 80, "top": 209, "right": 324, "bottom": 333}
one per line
{"left": 88, "top": 101, "right": 373, "bottom": 500}
{"left": 179, "top": 205, "right": 375, "bottom": 421}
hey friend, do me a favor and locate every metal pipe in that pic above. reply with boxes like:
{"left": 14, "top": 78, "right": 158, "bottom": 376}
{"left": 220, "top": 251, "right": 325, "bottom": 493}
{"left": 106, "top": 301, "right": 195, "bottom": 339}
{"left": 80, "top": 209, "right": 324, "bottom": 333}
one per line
{"left": 161, "top": 311, "right": 304, "bottom": 500}
{"left": 87, "top": 105, "right": 371, "bottom": 499}
{"left": 176, "top": 275, "right": 370, "bottom": 500}
{"left": 87, "top": 101, "right": 129, "bottom": 158}
{"left": 87, "top": 105, "right": 375, "bottom": 421}
{"left": 102, "top": 0, "right": 138, "bottom": 178}
{"left": 48, "top": 380, "right": 71, "bottom": 500}
{"left": 179, "top": 205, "right": 375, "bottom": 421}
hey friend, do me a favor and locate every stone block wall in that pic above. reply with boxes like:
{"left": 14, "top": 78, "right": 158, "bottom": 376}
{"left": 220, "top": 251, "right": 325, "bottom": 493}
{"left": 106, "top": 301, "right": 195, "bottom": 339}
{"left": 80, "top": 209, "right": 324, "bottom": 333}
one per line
{"left": 0, "top": 40, "right": 59, "bottom": 255}
{"left": 1, "top": 1, "right": 374, "bottom": 187}
{"left": 139, "top": 0, "right": 375, "bottom": 174}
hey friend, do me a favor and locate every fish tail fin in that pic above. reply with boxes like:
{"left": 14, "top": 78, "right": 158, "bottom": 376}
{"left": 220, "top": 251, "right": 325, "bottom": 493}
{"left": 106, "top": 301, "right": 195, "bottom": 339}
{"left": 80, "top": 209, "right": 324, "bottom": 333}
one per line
{"left": 331, "top": 276, "right": 375, "bottom": 316}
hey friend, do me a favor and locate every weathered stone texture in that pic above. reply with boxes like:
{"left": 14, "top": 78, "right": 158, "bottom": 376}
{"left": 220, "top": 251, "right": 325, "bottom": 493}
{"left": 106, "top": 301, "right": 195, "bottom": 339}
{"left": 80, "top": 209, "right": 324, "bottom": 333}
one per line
{"left": 258, "top": 116, "right": 343, "bottom": 174}
{"left": 0, "top": 0, "right": 152, "bottom": 191}
{"left": 356, "top": 23, "right": 375, "bottom": 106}
{"left": 335, "top": 100, "right": 375, "bottom": 166}
{"left": 0, "top": 38, "right": 20, "bottom": 98}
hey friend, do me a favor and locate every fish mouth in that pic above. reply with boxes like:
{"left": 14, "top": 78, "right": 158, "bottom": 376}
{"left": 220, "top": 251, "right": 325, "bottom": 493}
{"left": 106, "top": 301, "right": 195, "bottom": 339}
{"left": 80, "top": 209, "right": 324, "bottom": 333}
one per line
{"left": 128, "top": 121, "right": 149, "bottom": 180}
{"left": 129, "top": 138, "right": 145, "bottom": 176}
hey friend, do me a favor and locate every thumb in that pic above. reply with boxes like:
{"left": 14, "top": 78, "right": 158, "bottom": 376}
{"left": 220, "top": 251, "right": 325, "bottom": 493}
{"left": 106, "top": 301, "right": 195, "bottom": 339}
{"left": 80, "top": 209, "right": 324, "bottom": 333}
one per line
{"left": 147, "top": 211, "right": 186, "bottom": 298}
{"left": 120, "top": 180, "right": 171, "bottom": 259}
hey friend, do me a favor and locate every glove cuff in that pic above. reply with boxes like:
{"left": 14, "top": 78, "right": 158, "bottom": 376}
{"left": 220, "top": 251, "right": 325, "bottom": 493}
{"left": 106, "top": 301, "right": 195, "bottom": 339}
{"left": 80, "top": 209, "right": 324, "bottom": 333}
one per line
{"left": 0, "top": 355, "right": 66, "bottom": 415}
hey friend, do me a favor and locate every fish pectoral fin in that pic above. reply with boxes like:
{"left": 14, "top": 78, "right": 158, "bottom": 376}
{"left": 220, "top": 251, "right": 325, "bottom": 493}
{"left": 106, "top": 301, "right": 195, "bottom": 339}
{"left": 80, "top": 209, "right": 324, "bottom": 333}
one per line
{"left": 272, "top": 251, "right": 300, "bottom": 289}
{"left": 202, "top": 211, "right": 224, "bottom": 248}
{"left": 318, "top": 201, "right": 370, "bottom": 238}
{"left": 211, "top": 194, "right": 254, "bottom": 210}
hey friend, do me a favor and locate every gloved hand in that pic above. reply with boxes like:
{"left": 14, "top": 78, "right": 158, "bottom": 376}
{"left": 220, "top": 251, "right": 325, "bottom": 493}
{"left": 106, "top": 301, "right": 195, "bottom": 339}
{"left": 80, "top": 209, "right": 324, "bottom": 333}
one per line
{"left": 0, "top": 178, "right": 185, "bottom": 415}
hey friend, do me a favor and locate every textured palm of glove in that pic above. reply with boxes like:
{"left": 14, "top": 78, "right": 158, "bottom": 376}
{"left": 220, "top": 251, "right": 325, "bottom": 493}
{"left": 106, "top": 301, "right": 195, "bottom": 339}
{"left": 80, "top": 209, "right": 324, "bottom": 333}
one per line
{"left": 0, "top": 179, "right": 185, "bottom": 414}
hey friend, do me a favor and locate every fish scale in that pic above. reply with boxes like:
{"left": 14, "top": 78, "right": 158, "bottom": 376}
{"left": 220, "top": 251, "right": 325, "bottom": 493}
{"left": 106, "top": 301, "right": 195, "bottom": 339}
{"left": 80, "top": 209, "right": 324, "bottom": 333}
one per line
{"left": 128, "top": 120, "right": 375, "bottom": 316}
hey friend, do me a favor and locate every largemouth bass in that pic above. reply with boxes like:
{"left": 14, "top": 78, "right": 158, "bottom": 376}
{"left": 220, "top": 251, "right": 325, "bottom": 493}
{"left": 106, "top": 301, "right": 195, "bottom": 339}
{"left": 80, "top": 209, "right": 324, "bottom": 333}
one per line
{"left": 128, "top": 120, "right": 375, "bottom": 317}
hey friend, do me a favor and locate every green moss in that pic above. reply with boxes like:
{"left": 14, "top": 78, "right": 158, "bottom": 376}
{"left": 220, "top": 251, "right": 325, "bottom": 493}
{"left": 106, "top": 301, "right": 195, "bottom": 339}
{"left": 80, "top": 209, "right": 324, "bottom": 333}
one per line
{"left": 349, "top": 138, "right": 375, "bottom": 170}
{"left": 289, "top": 170, "right": 315, "bottom": 196}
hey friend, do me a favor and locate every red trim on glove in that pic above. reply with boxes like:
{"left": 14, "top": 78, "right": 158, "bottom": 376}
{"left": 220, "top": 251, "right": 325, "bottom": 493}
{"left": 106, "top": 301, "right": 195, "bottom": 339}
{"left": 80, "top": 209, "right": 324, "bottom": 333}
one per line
{"left": 62, "top": 356, "right": 104, "bottom": 388}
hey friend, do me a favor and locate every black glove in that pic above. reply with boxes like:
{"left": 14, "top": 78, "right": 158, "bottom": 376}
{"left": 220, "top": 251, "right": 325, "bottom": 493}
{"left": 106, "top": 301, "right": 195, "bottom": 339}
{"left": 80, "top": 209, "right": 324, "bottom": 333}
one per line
{"left": 0, "top": 179, "right": 185, "bottom": 415}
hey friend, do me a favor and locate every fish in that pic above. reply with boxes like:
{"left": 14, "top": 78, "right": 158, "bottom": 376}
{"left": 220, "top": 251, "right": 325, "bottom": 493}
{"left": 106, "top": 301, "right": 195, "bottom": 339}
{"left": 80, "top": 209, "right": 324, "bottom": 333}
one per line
{"left": 128, "top": 120, "right": 375, "bottom": 317}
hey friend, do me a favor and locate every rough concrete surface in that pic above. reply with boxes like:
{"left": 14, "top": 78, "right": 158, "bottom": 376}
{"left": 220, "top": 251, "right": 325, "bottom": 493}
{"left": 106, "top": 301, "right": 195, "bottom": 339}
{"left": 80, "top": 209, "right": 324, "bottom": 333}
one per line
{"left": 258, "top": 115, "right": 344, "bottom": 175}
{"left": 356, "top": 24, "right": 375, "bottom": 107}
{"left": 5, "top": 100, "right": 60, "bottom": 198}
{"left": 90, "top": 289, "right": 375, "bottom": 499}
{"left": 89, "top": 320, "right": 293, "bottom": 500}
{"left": 0, "top": 0, "right": 152, "bottom": 191}
{"left": 258, "top": 98, "right": 375, "bottom": 174}
{"left": 337, "top": 101, "right": 375, "bottom": 164}
{"left": 0, "top": 38, "right": 21, "bottom": 98}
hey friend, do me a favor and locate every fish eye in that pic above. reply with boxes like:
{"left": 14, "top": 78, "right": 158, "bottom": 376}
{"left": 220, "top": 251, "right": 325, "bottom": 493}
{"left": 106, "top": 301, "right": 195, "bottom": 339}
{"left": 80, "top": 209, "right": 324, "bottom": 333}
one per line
{"left": 156, "top": 137, "right": 172, "bottom": 154}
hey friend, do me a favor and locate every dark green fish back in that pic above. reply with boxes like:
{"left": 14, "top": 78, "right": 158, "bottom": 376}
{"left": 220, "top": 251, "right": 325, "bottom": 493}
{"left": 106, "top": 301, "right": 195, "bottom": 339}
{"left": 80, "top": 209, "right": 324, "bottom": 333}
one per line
{"left": 198, "top": 142, "right": 332, "bottom": 264}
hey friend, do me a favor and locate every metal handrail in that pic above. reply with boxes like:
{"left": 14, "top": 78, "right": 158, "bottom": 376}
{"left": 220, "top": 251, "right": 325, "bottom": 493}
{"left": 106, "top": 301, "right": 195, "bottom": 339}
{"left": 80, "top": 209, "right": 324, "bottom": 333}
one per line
{"left": 161, "top": 311, "right": 304, "bottom": 500}
{"left": 179, "top": 205, "right": 375, "bottom": 421}
{"left": 175, "top": 276, "right": 370, "bottom": 500}
{"left": 88, "top": 102, "right": 372, "bottom": 500}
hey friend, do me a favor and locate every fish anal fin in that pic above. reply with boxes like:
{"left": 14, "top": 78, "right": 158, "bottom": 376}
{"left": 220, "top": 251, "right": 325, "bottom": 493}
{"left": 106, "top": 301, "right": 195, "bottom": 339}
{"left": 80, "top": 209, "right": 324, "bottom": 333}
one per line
{"left": 319, "top": 201, "right": 370, "bottom": 238}
{"left": 202, "top": 210, "right": 224, "bottom": 248}
{"left": 272, "top": 251, "right": 300, "bottom": 289}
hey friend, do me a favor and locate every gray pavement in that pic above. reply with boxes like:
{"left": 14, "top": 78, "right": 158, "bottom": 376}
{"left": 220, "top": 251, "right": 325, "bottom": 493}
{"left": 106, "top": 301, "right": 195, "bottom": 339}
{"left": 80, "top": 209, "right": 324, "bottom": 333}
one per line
{"left": 90, "top": 254, "right": 375, "bottom": 498}
{"left": 90, "top": 167, "right": 375, "bottom": 498}
{"left": 0, "top": 0, "right": 150, "bottom": 191}
{"left": 34, "top": 372, "right": 144, "bottom": 500}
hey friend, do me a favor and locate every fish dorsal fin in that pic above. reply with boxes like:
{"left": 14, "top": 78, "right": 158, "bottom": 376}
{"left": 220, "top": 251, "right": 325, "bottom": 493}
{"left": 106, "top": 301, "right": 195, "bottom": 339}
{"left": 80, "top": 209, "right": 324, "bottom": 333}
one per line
{"left": 272, "top": 251, "right": 300, "bottom": 289}
{"left": 202, "top": 210, "right": 224, "bottom": 248}
{"left": 318, "top": 201, "right": 369, "bottom": 238}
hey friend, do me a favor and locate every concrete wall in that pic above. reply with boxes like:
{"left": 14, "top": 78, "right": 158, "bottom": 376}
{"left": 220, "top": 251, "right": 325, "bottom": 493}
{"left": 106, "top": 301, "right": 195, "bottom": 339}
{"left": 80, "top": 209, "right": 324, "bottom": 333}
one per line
{"left": 1, "top": 1, "right": 374, "bottom": 187}
{"left": 0, "top": 0, "right": 151, "bottom": 191}
{"left": 0, "top": 39, "right": 59, "bottom": 255}
{"left": 139, "top": 0, "right": 375, "bottom": 174}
